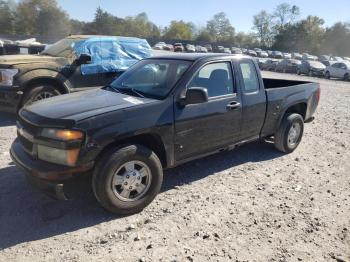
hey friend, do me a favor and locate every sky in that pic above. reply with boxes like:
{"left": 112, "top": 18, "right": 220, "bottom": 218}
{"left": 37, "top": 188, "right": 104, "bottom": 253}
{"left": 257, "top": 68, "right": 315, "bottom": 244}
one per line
{"left": 58, "top": 0, "right": 350, "bottom": 32}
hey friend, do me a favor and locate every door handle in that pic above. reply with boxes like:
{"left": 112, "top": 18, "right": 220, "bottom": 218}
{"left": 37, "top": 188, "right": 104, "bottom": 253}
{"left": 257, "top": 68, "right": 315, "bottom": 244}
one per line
{"left": 226, "top": 101, "right": 241, "bottom": 110}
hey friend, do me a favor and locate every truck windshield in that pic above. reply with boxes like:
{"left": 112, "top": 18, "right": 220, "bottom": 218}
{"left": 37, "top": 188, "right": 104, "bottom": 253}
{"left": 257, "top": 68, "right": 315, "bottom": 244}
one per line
{"left": 109, "top": 59, "right": 191, "bottom": 99}
{"left": 41, "top": 38, "right": 83, "bottom": 58}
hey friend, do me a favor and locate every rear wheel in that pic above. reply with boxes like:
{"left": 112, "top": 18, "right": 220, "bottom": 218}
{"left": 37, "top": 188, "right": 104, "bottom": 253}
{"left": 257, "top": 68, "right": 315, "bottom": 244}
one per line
{"left": 92, "top": 144, "right": 163, "bottom": 214}
{"left": 308, "top": 70, "right": 313, "bottom": 77}
{"left": 274, "top": 113, "right": 304, "bottom": 153}
{"left": 22, "top": 85, "right": 61, "bottom": 107}
{"left": 297, "top": 69, "right": 301, "bottom": 75}
{"left": 344, "top": 73, "right": 349, "bottom": 81}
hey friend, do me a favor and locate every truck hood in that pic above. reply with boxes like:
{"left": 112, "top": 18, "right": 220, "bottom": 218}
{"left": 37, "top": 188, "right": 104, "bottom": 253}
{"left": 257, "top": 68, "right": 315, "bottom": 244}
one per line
{"left": 23, "top": 89, "right": 156, "bottom": 122}
{"left": 0, "top": 54, "right": 67, "bottom": 66}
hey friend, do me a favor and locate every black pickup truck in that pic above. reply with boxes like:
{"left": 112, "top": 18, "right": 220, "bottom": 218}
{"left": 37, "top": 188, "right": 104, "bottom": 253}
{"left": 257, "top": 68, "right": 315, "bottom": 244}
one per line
{"left": 10, "top": 53, "right": 320, "bottom": 214}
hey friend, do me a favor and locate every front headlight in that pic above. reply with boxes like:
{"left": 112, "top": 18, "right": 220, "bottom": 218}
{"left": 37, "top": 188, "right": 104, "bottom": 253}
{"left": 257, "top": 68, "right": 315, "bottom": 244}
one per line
{"left": 37, "top": 145, "right": 80, "bottom": 167}
{"left": 40, "top": 128, "right": 84, "bottom": 141}
{"left": 38, "top": 128, "right": 84, "bottom": 166}
{"left": 0, "top": 69, "right": 19, "bottom": 86}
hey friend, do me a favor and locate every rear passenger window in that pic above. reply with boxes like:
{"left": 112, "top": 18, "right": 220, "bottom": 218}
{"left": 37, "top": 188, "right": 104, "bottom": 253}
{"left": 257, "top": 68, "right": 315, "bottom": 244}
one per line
{"left": 188, "top": 62, "right": 234, "bottom": 98}
{"left": 239, "top": 61, "right": 259, "bottom": 92}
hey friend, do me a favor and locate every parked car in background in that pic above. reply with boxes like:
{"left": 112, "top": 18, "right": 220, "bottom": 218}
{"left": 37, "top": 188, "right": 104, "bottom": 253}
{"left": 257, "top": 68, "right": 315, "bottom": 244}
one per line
{"left": 318, "top": 55, "right": 330, "bottom": 61}
{"left": 216, "top": 46, "right": 225, "bottom": 53}
{"left": 343, "top": 57, "right": 350, "bottom": 62}
{"left": 297, "top": 60, "right": 326, "bottom": 77}
{"left": 231, "top": 48, "right": 243, "bottom": 54}
{"left": 325, "top": 61, "right": 350, "bottom": 81}
{"left": 174, "top": 43, "right": 184, "bottom": 52}
{"left": 257, "top": 50, "right": 269, "bottom": 58}
{"left": 11, "top": 53, "right": 320, "bottom": 214}
{"left": 163, "top": 44, "right": 174, "bottom": 51}
{"left": 257, "top": 58, "right": 268, "bottom": 70}
{"left": 320, "top": 60, "right": 335, "bottom": 67}
{"left": 204, "top": 44, "right": 213, "bottom": 52}
{"left": 186, "top": 44, "right": 195, "bottom": 53}
{"left": 195, "top": 45, "right": 208, "bottom": 53}
{"left": 283, "top": 53, "right": 292, "bottom": 59}
{"left": 292, "top": 53, "right": 303, "bottom": 60}
{"left": 153, "top": 42, "right": 166, "bottom": 50}
{"left": 247, "top": 50, "right": 257, "bottom": 57}
{"left": 331, "top": 56, "right": 343, "bottom": 62}
{"left": 275, "top": 59, "right": 301, "bottom": 73}
{"left": 262, "top": 59, "right": 280, "bottom": 71}
{"left": 302, "top": 53, "right": 317, "bottom": 61}
{"left": 0, "top": 35, "right": 153, "bottom": 113}
{"left": 272, "top": 51, "right": 283, "bottom": 59}
{"left": 223, "top": 48, "right": 231, "bottom": 54}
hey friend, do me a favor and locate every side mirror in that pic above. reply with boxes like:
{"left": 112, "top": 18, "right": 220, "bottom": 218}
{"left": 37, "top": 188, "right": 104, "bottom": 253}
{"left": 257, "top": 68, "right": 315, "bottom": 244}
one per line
{"left": 178, "top": 87, "right": 208, "bottom": 107}
{"left": 76, "top": 53, "right": 92, "bottom": 65}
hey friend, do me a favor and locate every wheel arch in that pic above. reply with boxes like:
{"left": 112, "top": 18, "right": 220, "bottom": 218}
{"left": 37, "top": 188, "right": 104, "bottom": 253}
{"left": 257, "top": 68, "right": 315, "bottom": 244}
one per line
{"left": 96, "top": 133, "right": 168, "bottom": 169}
{"left": 275, "top": 102, "right": 307, "bottom": 132}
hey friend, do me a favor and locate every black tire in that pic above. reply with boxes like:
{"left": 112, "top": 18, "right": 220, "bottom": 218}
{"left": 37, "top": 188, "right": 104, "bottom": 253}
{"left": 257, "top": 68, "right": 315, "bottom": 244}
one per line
{"left": 297, "top": 69, "right": 301, "bottom": 75}
{"left": 274, "top": 113, "right": 304, "bottom": 153}
{"left": 344, "top": 73, "right": 349, "bottom": 81}
{"left": 308, "top": 70, "right": 313, "bottom": 77}
{"left": 22, "top": 85, "right": 61, "bottom": 107}
{"left": 92, "top": 144, "right": 163, "bottom": 215}
{"left": 325, "top": 71, "right": 330, "bottom": 79}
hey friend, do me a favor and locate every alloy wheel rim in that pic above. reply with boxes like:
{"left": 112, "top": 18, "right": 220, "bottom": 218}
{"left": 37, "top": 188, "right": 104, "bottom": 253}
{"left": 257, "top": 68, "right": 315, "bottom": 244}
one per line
{"left": 111, "top": 160, "right": 152, "bottom": 202}
{"left": 33, "top": 92, "right": 55, "bottom": 102}
{"left": 287, "top": 122, "right": 301, "bottom": 147}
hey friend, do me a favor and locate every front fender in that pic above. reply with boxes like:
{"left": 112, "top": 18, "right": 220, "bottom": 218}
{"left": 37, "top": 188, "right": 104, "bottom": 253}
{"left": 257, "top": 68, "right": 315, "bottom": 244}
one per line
{"left": 16, "top": 69, "right": 73, "bottom": 92}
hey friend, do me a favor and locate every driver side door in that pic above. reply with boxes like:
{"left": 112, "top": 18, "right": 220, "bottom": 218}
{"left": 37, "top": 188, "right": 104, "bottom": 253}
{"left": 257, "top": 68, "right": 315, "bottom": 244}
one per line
{"left": 174, "top": 61, "right": 242, "bottom": 161}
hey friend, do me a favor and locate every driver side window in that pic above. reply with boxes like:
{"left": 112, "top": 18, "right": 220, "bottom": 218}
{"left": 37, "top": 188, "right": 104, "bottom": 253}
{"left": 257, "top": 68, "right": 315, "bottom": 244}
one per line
{"left": 188, "top": 62, "right": 234, "bottom": 98}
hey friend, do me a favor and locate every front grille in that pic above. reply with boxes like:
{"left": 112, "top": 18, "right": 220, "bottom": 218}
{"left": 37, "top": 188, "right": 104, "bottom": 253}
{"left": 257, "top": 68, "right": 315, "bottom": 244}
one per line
{"left": 18, "top": 116, "right": 38, "bottom": 135}
{"left": 17, "top": 113, "right": 39, "bottom": 157}
{"left": 18, "top": 131, "right": 33, "bottom": 154}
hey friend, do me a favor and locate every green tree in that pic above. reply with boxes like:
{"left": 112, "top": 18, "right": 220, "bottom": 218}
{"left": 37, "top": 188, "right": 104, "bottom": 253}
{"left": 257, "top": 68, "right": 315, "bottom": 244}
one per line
{"left": 273, "top": 16, "right": 325, "bottom": 54}
{"left": 196, "top": 29, "right": 214, "bottom": 42}
{"left": 235, "top": 32, "right": 258, "bottom": 48}
{"left": 123, "top": 12, "right": 160, "bottom": 38}
{"left": 0, "top": 0, "right": 16, "bottom": 34}
{"left": 163, "top": 20, "right": 193, "bottom": 40}
{"left": 15, "top": 0, "right": 70, "bottom": 39}
{"left": 253, "top": 10, "right": 274, "bottom": 48}
{"left": 322, "top": 22, "right": 350, "bottom": 56}
{"left": 70, "top": 19, "right": 86, "bottom": 35}
{"left": 206, "top": 12, "right": 235, "bottom": 43}
{"left": 273, "top": 3, "right": 300, "bottom": 32}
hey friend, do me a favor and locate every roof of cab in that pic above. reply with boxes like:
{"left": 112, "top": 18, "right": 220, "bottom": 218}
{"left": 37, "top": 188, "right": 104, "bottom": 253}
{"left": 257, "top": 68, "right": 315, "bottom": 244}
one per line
{"left": 150, "top": 52, "right": 250, "bottom": 62}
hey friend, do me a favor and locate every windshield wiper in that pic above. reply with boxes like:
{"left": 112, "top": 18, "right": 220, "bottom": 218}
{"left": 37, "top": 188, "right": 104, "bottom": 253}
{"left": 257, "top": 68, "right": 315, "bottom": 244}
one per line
{"left": 106, "top": 85, "right": 145, "bottom": 98}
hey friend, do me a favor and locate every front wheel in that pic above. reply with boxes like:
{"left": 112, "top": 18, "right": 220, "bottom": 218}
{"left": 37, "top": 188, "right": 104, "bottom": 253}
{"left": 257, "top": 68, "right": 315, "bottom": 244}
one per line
{"left": 274, "top": 113, "right": 304, "bottom": 153}
{"left": 92, "top": 144, "right": 163, "bottom": 215}
{"left": 344, "top": 73, "right": 349, "bottom": 81}
{"left": 22, "top": 85, "right": 61, "bottom": 107}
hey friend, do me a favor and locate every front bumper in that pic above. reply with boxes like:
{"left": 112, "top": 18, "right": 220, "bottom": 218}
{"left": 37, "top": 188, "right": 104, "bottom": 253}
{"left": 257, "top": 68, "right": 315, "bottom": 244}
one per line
{"left": 0, "top": 85, "right": 22, "bottom": 113}
{"left": 10, "top": 139, "right": 94, "bottom": 200}
{"left": 311, "top": 69, "right": 325, "bottom": 76}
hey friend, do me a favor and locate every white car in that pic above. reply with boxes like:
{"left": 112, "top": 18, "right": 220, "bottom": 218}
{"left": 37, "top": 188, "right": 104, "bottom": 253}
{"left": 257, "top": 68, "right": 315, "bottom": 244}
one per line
{"left": 325, "top": 61, "right": 350, "bottom": 81}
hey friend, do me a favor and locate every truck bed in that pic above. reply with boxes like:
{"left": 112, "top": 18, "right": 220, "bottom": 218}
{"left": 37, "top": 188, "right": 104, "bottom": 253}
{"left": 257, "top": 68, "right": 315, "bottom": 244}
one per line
{"left": 260, "top": 78, "right": 320, "bottom": 137}
{"left": 263, "top": 78, "right": 311, "bottom": 89}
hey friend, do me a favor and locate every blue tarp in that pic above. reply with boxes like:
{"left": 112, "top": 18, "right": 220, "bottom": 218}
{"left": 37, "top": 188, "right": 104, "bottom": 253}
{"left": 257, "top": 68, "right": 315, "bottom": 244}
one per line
{"left": 73, "top": 37, "right": 152, "bottom": 75}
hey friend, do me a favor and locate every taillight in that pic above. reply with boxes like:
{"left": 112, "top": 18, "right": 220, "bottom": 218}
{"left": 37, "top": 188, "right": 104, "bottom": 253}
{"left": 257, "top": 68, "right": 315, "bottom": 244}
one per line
{"left": 315, "top": 88, "right": 321, "bottom": 103}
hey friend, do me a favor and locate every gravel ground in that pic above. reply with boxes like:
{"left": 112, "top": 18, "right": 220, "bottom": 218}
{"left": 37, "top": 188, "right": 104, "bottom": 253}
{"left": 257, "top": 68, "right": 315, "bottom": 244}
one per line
{"left": 0, "top": 72, "right": 349, "bottom": 262}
